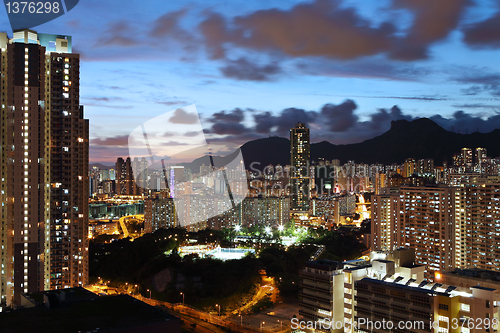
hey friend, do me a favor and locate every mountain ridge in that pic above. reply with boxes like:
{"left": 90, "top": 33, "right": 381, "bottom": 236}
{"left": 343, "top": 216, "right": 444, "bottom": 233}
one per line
{"left": 90, "top": 118, "right": 500, "bottom": 171}
{"left": 238, "top": 118, "right": 500, "bottom": 170}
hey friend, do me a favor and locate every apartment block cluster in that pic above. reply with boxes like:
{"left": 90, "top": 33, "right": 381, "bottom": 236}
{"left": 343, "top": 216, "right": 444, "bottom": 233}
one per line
{"left": 144, "top": 194, "right": 290, "bottom": 232}
{"left": 0, "top": 30, "right": 89, "bottom": 309}
{"left": 372, "top": 177, "right": 500, "bottom": 281}
{"left": 300, "top": 249, "right": 500, "bottom": 333}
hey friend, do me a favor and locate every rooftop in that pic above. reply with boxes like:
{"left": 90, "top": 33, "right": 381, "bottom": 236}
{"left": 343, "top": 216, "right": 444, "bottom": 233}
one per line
{"left": 1, "top": 292, "right": 179, "bottom": 333}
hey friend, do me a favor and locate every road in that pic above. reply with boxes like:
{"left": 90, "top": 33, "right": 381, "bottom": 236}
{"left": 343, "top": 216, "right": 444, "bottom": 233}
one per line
{"left": 84, "top": 284, "right": 263, "bottom": 332}
{"left": 118, "top": 214, "right": 144, "bottom": 238}
{"left": 230, "top": 275, "right": 277, "bottom": 316}
{"left": 170, "top": 310, "right": 227, "bottom": 333}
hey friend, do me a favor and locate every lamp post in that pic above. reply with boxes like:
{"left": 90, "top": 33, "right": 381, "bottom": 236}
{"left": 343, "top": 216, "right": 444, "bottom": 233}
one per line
{"left": 147, "top": 289, "right": 151, "bottom": 299}
{"left": 278, "top": 320, "right": 282, "bottom": 332}
{"left": 260, "top": 321, "right": 265, "bottom": 331}
{"left": 239, "top": 314, "right": 243, "bottom": 326}
{"left": 215, "top": 304, "right": 220, "bottom": 316}
{"left": 180, "top": 292, "right": 185, "bottom": 304}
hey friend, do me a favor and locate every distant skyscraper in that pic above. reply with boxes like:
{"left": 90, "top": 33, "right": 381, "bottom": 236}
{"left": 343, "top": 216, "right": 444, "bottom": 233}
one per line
{"left": 416, "top": 158, "right": 434, "bottom": 176}
{"left": 290, "top": 123, "right": 310, "bottom": 212}
{"left": 132, "top": 157, "right": 148, "bottom": 194}
{"left": 0, "top": 30, "right": 89, "bottom": 307}
{"left": 462, "top": 147, "right": 473, "bottom": 167}
{"left": 402, "top": 158, "right": 415, "bottom": 178}
{"left": 475, "top": 147, "right": 487, "bottom": 165}
{"left": 116, "top": 157, "right": 136, "bottom": 195}
{"left": 109, "top": 168, "right": 116, "bottom": 181}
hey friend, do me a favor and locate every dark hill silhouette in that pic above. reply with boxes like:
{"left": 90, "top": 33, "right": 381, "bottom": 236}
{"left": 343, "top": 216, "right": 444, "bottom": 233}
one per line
{"left": 310, "top": 118, "right": 500, "bottom": 165}
{"left": 145, "top": 118, "right": 500, "bottom": 173}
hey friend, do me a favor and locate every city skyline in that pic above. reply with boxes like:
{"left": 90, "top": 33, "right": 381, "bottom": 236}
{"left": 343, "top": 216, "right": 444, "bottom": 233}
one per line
{"left": 0, "top": 1, "right": 499, "bottom": 163}
{"left": 3, "top": 2, "right": 500, "bottom": 332}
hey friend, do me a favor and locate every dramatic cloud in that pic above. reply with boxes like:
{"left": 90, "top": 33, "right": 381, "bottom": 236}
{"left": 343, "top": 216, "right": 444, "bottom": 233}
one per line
{"left": 203, "top": 101, "right": 500, "bottom": 146}
{"left": 430, "top": 111, "right": 500, "bottom": 133}
{"left": 151, "top": 9, "right": 189, "bottom": 37}
{"left": 210, "top": 122, "right": 249, "bottom": 135}
{"left": 209, "top": 109, "right": 245, "bottom": 123}
{"left": 463, "top": 11, "right": 500, "bottom": 49}
{"left": 366, "top": 106, "right": 412, "bottom": 131}
{"left": 198, "top": 0, "right": 472, "bottom": 62}
{"left": 253, "top": 108, "right": 317, "bottom": 136}
{"left": 206, "top": 109, "right": 249, "bottom": 135}
{"left": 199, "top": 1, "right": 396, "bottom": 60}
{"left": 389, "top": 0, "right": 471, "bottom": 60}
{"left": 220, "top": 57, "right": 282, "bottom": 81}
{"left": 321, "top": 100, "right": 358, "bottom": 132}
{"left": 169, "top": 108, "right": 199, "bottom": 124}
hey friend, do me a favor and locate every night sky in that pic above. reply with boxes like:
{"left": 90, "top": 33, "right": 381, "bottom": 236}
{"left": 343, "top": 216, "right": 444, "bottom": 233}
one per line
{"left": 1, "top": 0, "right": 499, "bottom": 164}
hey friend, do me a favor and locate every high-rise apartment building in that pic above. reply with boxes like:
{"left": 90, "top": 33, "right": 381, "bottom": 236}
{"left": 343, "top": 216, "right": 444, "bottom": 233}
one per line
{"left": 403, "top": 158, "right": 416, "bottom": 178}
{"left": 372, "top": 186, "right": 455, "bottom": 280}
{"left": 462, "top": 147, "right": 473, "bottom": 167}
{"left": 475, "top": 147, "right": 487, "bottom": 165}
{"left": 0, "top": 30, "right": 89, "bottom": 307}
{"left": 290, "top": 123, "right": 310, "bottom": 212}
{"left": 132, "top": 157, "right": 148, "bottom": 194}
{"left": 416, "top": 158, "right": 434, "bottom": 176}
{"left": 400, "top": 186, "right": 455, "bottom": 279}
{"left": 371, "top": 188, "right": 401, "bottom": 251}
{"left": 454, "top": 182, "right": 500, "bottom": 272}
{"left": 144, "top": 197, "right": 178, "bottom": 233}
{"left": 144, "top": 196, "right": 290, "bottom": 233}
{"left": 116, "top": 157, "right": 136, "bottom": 195}
{"left": 374, "top": 180, "right": 500, "bottom": 280}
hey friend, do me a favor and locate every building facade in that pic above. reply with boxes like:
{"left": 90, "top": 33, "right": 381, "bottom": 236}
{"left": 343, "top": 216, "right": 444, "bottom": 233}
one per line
{"left": 290, "top": 123, "right": 310, "bottom": 212}
{"left": 116, "top": 157, "right": 136, "bottom": 195}
{"left": 0, "top": 30, "right": 89, "bottom": 308}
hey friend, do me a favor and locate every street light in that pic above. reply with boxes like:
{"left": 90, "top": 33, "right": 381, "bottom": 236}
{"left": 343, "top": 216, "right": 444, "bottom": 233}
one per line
{"left": 147, "top": 289, "right": 151, "bottom": 299}
{"left": 235, "top": 225, "right": 240, "bottom": 232}
{"left": 260, "top": 321, "right": 265, "bottom": 331}
{"left": 239, "top": 314, "right": 243, "bottom": 326}
{"left": 180, "top": 292, "right": 184, "bottom": 304}
{"left": 278, "top": 225, "right": 284, "bottom": 231}
{"left": 278, "top": 320, "right": 282, "bottom": 332}
{"left": 215, "top": 304, "right": 220, "bottom": 316}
